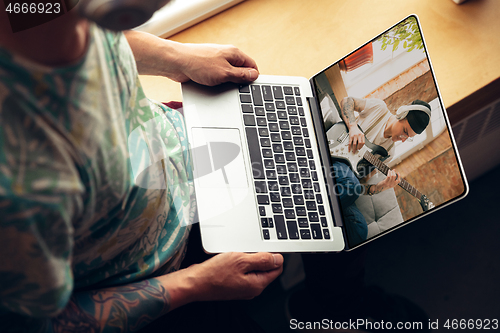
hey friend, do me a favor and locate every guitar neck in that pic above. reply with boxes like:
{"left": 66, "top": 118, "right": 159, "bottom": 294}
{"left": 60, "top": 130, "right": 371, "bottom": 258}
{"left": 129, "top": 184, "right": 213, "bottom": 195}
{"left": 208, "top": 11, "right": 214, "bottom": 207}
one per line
{"left": 363, "top": 151, "right": 423, "bottom": 200}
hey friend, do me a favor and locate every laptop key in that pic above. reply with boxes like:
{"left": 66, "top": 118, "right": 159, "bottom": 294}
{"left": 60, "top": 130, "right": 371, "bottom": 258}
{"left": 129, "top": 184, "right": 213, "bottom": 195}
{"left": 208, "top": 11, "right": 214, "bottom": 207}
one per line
{"left": 269, "top": 123, "right": 279, "bottom": 132}
{"left": 300, "top": 229, "right": 311, "bottom": 239}
{"left": 306, "top": 201, "right": 317, "bottom": 211}
{"left": 268, "top": 181, "right": 279, "bottom": 192}
{"left": 266, "top": 170, "right": 277, "bottom": 179}
{"left": 260, "top": 138, "right": 271, "bottom": 147}
{"left": 272, "top": 204, "right": 283, "bottom": 214}
{"left": 284, "top": 209, "right": 295, "bottom": 219}
{"left": 251, "top": 85, "right": 263, "bottom": 106}
{"left": 272, "top": 86, "right": 284, "bottom": 100}
{"left": 270, "top": 192, "right": 281, "bottom": 202}
{"left": 287, "top": 221, "right": 300, "bottom": 239}
{"left": 293, "top": 87, "right": 301, "bottom": 95}
{"left": 272, "top": 144, "right": 283, "bottom": 153}
{"left": 262, "top": 149, "right": 272, "bottom": 158}
{"left": 278, "top": 111, "right": 288, "bottom": 119}
{"left": 297, "top": 158, "right": 308, "bottom": 167}
{"left": 265, "top": 103, "right": 276, "bottom": 112}
{"left": 276, "top": 101, "right": 286, "bottom": 109}
{"left": 300, "top": 117, "right": 307, "bottom": 127}
{"left": 267, "top": 112, "right": 277, "bottom": 122}
{"left": 283, "top": 141, "right": 294, "bottom": 151}
{"left": 264, "top": 159, "right": 274, "bottom": 169}
{"left": 316, "top": 194, "right": 323, "bottom": 204}
{"left": 243, "top": 115, "right": 256, "bottom": 126}
{"left": 308, "top": 212, "right": 319, "bottom": 222}
{"left": 298, "top": 218, "right": 308, "bottom": 228}
{"left": 278, "top": 176, "right": 289, "bottom": 186}
{"left": 287, "top": 163, "right": 298, "bottom": 172}
{"left": 242, "top": 104, "right": 253, "bottom": 113}
{"left": 323, "top": 229, "right": 331, "bottom": 239}
{"left": 239, "top": 85, "right": 250, "bottom": 93}
{"left": 261, "top": 218, "right": 269, "bottom": 228}
{"left": 271, "top": 133, "right": 281, "bottom": 142}
{"left": 276, "top": 165, "right": 287, "bottom": 174}
{"left": 295, "top": 206, "right": 306, "bottom": 216}
{"left": 281, "top": 187, "right": 292, "bottom": 197}
{"left": 274, "top": 215, "right": 288, "bottom": 239}
{"left": 291, "top": 126, "right": 301, "bottom": 135}
{"left": 304, "top": 190, "right": 315, "bottom": 199}
{"left": 285, "top": 96, "right": 295, "bottom": 105}
{"left": 255, "top": 181, "right": 267, "bottom": 193}
{"left": 259, "top": 206, "right": 266, "bottom": 216}
{"left": 258, "top": 128, "right": 269, "bottom": 137}
{"left": 263, "top": 229, "right": 270, "bottom": 240}
{"left": 321, "top": 217, "right": 328, "bottom": 227}
{"left": 282, "top": 197, "right": 293, "bottom": 208}
{"left": 281, "top": 131, "right": 292, "bottom": 140}
{"left": 240, "top": 94, "right": 252, "bottom": 103}
{"left": 274, "top": 154, "right": 285, "bottom": 164}
{"left": 298, "top": 106, "right": 305, "bottom": 115}
{"left": 257, "top": 195, "right": 269, "bottom": 205}
{"left": 293, "top": 195, "right": 305, "bottom": 205}
{"left": 255, "top": 107, "right": 265, "bottom": 116}
{"left": 262, "top": 85, "right": 273, "bottom": 101}
{"left": 283, "top": 86, "right": 294, "bottom": 95}
{"left": 310, "top": 223, "right": 322, "bottom": 239}
{"left": 245, "top": 127, "right": 265, "bottom": 179}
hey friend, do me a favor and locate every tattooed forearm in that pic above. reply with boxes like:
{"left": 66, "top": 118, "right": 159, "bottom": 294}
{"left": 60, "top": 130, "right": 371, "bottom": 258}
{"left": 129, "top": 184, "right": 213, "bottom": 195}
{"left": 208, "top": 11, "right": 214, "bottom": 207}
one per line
{"left": 52, "top": 279, "right": 171, "bottom": 333}
{"left": 341, "top": 97, "right": 356, "bottom": 125}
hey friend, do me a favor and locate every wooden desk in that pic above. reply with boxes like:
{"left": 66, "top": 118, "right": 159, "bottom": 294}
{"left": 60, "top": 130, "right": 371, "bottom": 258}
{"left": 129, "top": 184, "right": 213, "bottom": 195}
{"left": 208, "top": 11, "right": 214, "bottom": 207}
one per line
{"left": 139, "top": 0, "right": 500, "bottom": 124}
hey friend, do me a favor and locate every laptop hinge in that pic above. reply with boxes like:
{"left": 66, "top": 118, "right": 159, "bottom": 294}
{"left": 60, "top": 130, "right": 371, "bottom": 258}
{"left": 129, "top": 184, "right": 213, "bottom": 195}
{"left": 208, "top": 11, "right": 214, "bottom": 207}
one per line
{"left": 307, "top": 96, "right": 343, "bottom": 228}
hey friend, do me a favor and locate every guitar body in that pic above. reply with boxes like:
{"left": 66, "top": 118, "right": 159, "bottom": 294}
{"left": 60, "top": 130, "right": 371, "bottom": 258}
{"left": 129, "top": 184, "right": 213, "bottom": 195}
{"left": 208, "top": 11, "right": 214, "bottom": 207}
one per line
{"left": 326, "top": 122, "right": 435, "bottom": 212}
{"left": 326, "top": 122, "right": 388, "bottom": 178}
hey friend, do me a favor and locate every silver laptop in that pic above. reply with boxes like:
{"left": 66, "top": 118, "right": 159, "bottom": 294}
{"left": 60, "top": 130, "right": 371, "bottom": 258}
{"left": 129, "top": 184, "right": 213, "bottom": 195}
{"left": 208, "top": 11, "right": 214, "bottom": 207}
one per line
{"left": 181, "top": 15, "right": 468, "bottom": 253}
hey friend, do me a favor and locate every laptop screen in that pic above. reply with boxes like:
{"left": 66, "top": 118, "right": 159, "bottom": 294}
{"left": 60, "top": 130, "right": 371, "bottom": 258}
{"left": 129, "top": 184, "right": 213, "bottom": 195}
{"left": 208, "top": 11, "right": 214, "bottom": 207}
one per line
{"left": 311, "top": 15, "right": 468, "bottom": 249}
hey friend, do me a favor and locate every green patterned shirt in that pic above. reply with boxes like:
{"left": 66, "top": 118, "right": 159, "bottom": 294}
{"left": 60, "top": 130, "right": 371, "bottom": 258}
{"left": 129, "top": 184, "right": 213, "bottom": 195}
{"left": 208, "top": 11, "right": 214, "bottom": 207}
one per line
{"left": 0, "top": 23, "right": 195, "bottom": 323}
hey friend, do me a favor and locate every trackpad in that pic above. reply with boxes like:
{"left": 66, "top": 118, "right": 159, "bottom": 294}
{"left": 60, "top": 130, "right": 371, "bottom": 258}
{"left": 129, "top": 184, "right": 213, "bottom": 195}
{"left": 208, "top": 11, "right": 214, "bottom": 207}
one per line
{"left": 191, "top": 128, "right": 248, "bottom": 188}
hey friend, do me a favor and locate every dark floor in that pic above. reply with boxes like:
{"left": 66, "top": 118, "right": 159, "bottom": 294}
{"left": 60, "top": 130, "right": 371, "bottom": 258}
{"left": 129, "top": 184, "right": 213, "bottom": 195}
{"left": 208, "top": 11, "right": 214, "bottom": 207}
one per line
{"left": 245, "top": 165, "right": 500, "bottom": 332}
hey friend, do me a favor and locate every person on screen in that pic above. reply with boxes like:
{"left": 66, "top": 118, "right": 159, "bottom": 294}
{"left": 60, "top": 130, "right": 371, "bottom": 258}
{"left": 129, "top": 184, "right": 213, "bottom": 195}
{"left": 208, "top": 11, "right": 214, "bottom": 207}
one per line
{"left": 331, "top": 96, "right": 432, "bottom": 245}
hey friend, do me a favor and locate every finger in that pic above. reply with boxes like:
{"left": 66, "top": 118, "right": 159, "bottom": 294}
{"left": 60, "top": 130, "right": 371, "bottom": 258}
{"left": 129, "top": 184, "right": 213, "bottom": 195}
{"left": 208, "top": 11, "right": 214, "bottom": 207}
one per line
{"left": 225, "top": 67, "right": 259, "bottom": 84}
{"left": 247, "top": 265, "right": 283, "bottom": 287}
{"left": 224, "top": 47, "right": 259, "bottom": 70}
{"left": 244, "top": 253, "right": 284, "bottom": 272}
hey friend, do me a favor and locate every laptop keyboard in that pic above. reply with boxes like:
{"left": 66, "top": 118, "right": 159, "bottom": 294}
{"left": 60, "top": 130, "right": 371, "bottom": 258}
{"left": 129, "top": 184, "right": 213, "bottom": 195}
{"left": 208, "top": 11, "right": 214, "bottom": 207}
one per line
{"left": 239, "top": 84, "right": 330, "bottom": 241}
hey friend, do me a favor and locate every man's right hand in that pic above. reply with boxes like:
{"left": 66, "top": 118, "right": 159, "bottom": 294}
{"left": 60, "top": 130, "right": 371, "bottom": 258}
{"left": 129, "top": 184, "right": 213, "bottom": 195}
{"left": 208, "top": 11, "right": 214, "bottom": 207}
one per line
{"left": 187, "top": 252, "right": 284, "bottom": 301}
{"left": 348, "top": 125, "right": 365, "bottom": 153}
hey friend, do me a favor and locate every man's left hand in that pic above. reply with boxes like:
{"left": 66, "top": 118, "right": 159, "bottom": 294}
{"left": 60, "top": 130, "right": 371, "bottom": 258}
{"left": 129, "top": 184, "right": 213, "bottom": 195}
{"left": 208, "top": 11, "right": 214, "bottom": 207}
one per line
{"left": 125, "top": 31, "right": 259, "bottom": 86}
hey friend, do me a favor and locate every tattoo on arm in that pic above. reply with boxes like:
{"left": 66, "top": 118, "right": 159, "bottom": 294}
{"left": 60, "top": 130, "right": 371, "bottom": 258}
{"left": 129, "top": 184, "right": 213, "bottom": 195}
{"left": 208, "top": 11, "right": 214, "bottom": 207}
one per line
{"left": 52, "top": 279, "right": 171, "bottom": 333}
{"left": 341, "top": 97, "right": 356, "bottom": 125}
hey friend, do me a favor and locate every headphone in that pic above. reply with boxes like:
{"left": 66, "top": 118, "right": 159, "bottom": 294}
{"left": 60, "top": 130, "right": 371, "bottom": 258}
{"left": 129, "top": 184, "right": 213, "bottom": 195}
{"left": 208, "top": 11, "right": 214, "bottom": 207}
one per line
{"left": 78, "top": 0, "right": 171, "bottom": 31}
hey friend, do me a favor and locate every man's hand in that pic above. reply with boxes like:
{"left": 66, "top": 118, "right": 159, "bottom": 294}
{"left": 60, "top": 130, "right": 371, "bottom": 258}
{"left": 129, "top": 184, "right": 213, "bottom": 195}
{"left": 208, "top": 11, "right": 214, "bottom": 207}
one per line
{"left": 124, "top": 31, "right": 259, "bottom": 86}
{"left": 370, "top": 170, "right": 401, "bottom": 195}
{"left": 348, "top": 125, "right": 365, "bottom": 153}
{"left": 187, "top": 252, "right": 284, "bottom": 301}
{"left": 170, "top": 43, "right": 259, "bottom": 86}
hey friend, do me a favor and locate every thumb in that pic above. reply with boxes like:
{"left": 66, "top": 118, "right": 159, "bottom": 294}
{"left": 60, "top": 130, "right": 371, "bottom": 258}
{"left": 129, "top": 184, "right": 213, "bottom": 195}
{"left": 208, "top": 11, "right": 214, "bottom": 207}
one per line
{"left": 227, "top": 67, "right": 259, "bottom": 84}
{"left": 244, "top": 253, "right": 284, "bottom": 272}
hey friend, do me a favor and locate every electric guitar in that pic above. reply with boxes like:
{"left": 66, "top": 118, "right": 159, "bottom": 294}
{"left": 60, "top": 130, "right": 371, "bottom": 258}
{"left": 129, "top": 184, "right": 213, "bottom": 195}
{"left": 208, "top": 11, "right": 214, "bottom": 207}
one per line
{"left": 327, "top": 122, "right": 435, "bottom": 212}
